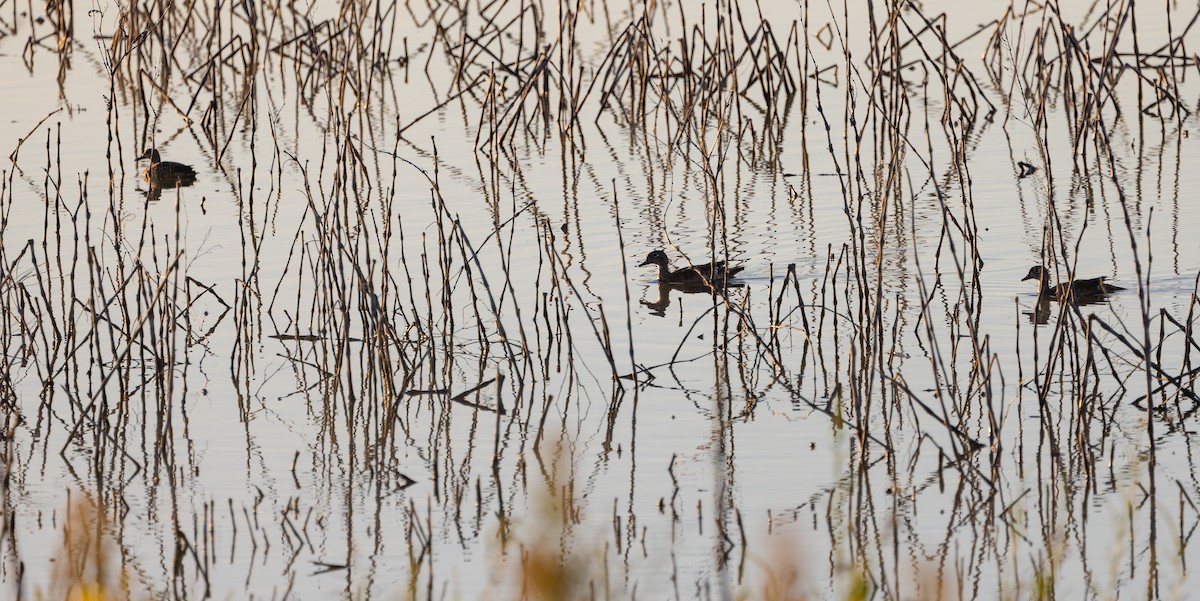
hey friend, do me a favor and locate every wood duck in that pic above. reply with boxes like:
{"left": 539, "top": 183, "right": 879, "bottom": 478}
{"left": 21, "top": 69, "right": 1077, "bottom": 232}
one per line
{"left": 638, "top": 250, "right": 744, "bottom": 287}
{"left": 136, "top": 148, "right": 197, "bottom": 188}
{"left": 1022, "top": 265, "right": 1124, "bottom": 300}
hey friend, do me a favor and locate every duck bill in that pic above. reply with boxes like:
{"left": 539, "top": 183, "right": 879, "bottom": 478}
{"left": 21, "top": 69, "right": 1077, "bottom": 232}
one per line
{"left": 637, "top": 259, "right": 651, "bottom": 267}
{"left": 1020, "top": 274, "right": 1035, "bottom": 281}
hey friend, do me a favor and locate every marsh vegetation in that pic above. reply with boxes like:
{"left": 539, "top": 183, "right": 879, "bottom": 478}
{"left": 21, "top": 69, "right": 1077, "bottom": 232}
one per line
{"left": 1, "top": 0, "right": 1199, "bottom": 598}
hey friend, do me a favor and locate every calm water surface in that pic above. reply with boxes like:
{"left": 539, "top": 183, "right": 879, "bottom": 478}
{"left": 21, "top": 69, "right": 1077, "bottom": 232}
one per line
{"left": 2, "top": 0, "right": 1199, "bottom": 598}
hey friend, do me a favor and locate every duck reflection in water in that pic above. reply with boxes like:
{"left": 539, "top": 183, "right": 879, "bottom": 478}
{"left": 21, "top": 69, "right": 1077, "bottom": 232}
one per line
{"left": 641, "top": 280, "right": 745, "bottom": 317}
{"left": 1024, "top": 296, "right": 1052, "bottom": 325}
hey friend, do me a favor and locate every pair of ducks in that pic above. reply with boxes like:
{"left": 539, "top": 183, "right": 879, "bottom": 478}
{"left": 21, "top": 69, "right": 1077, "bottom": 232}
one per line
{"left": 638, "top": 251, "right": 1124, "bottom": 302}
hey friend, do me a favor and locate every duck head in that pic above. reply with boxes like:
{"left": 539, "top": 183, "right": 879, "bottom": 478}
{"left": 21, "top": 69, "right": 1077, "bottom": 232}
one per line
{"left": 638, "top": 250, "right": 670, "bottom": 268}
{"left": 136, "top": 148, "right": 162, "bottom": 163}
{"left": 1021, "top": 265, "right": 1049, "bottom": 282}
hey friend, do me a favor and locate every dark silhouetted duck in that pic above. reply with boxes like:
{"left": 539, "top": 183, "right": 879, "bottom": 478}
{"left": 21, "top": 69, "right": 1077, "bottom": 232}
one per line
{"left": 136, "top": 148, "right": 197, "bottom": 189}
{"left": 1022, "top": 265, "right": 1124, "bottom": 301}
{"left": 638, "top": 250, "right": 744, "bottom": 287}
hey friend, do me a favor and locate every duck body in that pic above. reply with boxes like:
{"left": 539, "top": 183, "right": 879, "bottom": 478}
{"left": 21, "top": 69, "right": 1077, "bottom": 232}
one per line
{"left": 1022, "top": 265, "right": 1124, "bottom": 300}
{"left": 638, "top": 250, "right": 744, "bottom": 287}
{"left": 136, "top": 148, "right": 197, "bottom": 188}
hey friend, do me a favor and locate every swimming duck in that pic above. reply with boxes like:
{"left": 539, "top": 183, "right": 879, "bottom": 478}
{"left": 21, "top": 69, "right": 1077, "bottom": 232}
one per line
{"left": 135, "top": 148, "right": 197, "bottom": 188}
{"left": 1022, "top": 265, "right": 1124, "bottom": 300}
{"left": 638, "top": 250, "right": 744, "bottom": 287}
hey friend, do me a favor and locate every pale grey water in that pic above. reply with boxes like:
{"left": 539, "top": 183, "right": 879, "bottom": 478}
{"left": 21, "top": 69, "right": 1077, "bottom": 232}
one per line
{"left": 2, "top": 0, "right": 1199, "bottom": 599}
